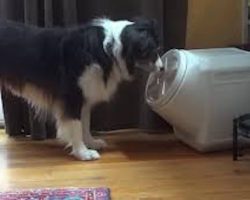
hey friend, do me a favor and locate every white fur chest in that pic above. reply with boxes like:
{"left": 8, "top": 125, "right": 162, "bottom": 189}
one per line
{"left": 78, "top": 64, "right": 122, "bottom": 105}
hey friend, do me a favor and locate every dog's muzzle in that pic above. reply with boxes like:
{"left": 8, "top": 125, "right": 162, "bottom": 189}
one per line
{"left": 155, "top": 55, "right": 164, "bottom": 71}
{"left": 135, "top": 55, "right": 164, "bottom": 72}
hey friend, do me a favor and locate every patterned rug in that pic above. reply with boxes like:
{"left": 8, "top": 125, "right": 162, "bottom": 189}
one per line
{"left": 0, "top": 187, "right": 110, "bottom": 200}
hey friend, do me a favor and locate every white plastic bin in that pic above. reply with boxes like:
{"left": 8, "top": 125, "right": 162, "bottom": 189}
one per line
{"left": 146, "top": 48, "right": 250, "bottom": 152}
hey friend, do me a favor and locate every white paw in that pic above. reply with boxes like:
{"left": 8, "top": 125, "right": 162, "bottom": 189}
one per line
{"left": 86, "top": 139, "right": 107, "bottom": 150}
{"left": 71, "top": 149, "right": 101, "bottom": 161}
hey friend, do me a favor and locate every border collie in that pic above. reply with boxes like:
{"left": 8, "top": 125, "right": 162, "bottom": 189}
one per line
{"left": 0, "top": 18, "right": 162, "bottom": 160}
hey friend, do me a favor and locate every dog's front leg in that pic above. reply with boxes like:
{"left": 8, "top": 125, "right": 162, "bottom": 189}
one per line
{"left": 81, "top": 105, "right": 107, "bottom": 150}
{"left": 57, "top": 118, "right": 100, "bottom": 161}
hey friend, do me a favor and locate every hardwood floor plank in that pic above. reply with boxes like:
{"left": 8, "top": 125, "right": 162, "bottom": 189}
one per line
{"left": 1, "top": 130, "right": 250, "bottom": 199}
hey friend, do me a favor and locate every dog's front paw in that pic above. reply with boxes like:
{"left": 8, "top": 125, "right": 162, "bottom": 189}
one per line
{"left": 71, "top": 149, "right": 100, "bottom": 161}
{"left": 86, "top": 139, "right": 107, "bottom": 150}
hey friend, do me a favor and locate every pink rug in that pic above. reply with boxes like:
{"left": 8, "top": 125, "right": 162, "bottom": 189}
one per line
{"left": 0, "top": 187, "right": 110, "bottom": 200}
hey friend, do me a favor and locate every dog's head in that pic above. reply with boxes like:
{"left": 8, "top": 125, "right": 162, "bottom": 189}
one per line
{"left": 120, "top": 18, "right": 163, "bottom": 76}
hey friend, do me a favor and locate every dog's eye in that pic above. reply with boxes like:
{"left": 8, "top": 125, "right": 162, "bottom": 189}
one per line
{"left": 157, "top": 46, "right": 163, "bottom": 54}
{"left": 150, "top": 52, "right": 158, "bottom": 61}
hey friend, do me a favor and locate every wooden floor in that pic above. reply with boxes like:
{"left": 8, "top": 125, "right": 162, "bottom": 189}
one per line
{"left": 1, "top": 130, "right": 250, "bottom": 200}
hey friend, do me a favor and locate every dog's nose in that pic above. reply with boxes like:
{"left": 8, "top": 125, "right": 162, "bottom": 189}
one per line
{"left": 155, "top": 56, "right": 164, "bottom": 71}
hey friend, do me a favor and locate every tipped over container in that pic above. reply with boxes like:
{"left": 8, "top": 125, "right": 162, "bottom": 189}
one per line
{"left": 146, "top": 48, "right": 250, "bottom": 152}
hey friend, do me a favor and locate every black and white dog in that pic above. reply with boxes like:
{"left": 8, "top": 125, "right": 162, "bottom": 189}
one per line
{"left": 0, "top": 18, "right": 162, "bottom": 160}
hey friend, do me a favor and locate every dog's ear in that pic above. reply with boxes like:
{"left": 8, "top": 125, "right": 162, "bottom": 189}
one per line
{"left": 132, "top": 17, "right": 157, "bottom": 29}
{"left": 133, "top": 17, "right": 158, "bottom": 28}
{"left": 132, "top": 16, "right": 159, "bottom": 44}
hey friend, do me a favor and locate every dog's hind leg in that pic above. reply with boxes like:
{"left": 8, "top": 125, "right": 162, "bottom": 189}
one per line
{"left": 57, "top": 117, "right": 100, "bottom": 161}
{"left": 81, "top": 105, "right": 107, "bottom": 150}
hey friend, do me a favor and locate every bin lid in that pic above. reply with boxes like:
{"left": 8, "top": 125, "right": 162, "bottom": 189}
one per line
{"left": 145, "top": 49, "right": 187, "bottom": 108}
